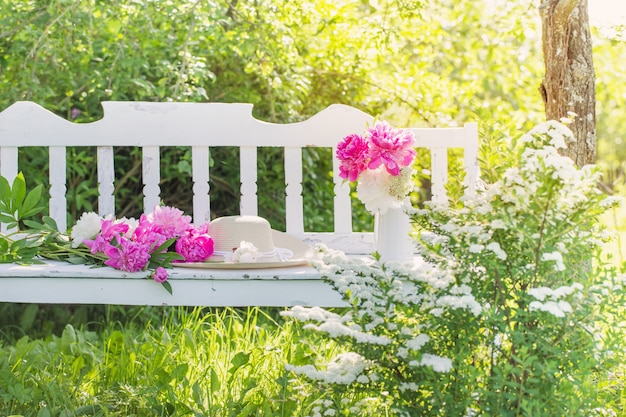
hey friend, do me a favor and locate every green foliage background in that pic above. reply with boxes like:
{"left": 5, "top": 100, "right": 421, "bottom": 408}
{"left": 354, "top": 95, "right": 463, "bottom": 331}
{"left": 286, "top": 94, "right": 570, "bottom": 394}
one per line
{"left": 0, "top": 1, "right": 624, "bottom": 289}
{"left": 1, "top": 0, "right": 624, "bottom": 229}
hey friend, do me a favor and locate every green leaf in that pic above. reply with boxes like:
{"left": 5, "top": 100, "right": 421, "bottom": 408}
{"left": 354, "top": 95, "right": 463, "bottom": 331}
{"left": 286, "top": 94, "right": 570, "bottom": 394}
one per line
{"left": 161, "top": 280, "right": 173, "bottom": 295}
{"left": 10, "top": 173, "right": 27, "bottom": 211}
{"left": 0, "top": 238, "right": 8, "bottom": 254}
{"left": 42, "top": 216, "right": 59, "bottom": 231}
{"left": 20, "top": 207, "right": 43, "bottom": 219}
{"left": 0, "top": 214, "right": 16, "bottom": 224}
{"left": 18, "top": 184, "right": 44, "bottom": 220}
{"left": 19, "top": 304, "right": 39, "bottom": 331}
{"left": 0, "top": 176, "right": 11, "bottom": 207}
{"left": 169, "top": 363, "right": 189, "bottom": 381}
{"left": 22, "top": 220, "right": 47, "bottom": 230}
{"left": 229, "top": 352, "right": 250, "bottom": 374}
{"left": 210, "top": 369, "right": 221, "bottom": 393}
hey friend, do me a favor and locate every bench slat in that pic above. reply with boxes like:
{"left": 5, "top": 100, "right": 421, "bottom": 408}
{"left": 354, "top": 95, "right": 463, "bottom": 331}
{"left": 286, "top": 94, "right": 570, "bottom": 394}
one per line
{"left": 431, "top": 147, "right": 449, "bottom": 205}
{"left": 332, "top": 146, "right": 353, "bottom": 233}
{"left": 462, "top": 123, "right": 480, "bottom": 199}
{"left": 192, "top": 146, "right": 211, "bottom": 224}
{"left": 240, "top": 146, "right": 258, "bottom": 216}
{"left": 142, "top": 146, "right": 161, "bottom": 214}
{"left": 0, "top": 102, "right": 372, "bottom": 147}
{"left": 0, "top": 260, "right": 346, "bottom": 307}
{"left": 97, "top": 146, "right": 116, "bottom": 218}
{"left": 49, "top": 146, "right": 68, "bottom": 232}
{"left": 285, "top": 146, "right": 304, "bottom": 234}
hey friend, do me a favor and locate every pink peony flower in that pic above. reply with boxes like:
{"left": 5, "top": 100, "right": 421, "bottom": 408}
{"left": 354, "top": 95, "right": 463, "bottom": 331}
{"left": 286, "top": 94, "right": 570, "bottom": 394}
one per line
{"left": 147, "top": 205, "right": 192, "bottom": 239}
{"left": 84, "top": 218, "right": 130, "bottom": 254}
{"left": 132, "top": 214, "right": 168, "bottom": 250}
{"left": 103, "top": 236, "right": 151, "bottom": 272}
{"left": 336, "top": 134, "right": 370, "bottom": 182}
{"left": 152, "top": 267, "right": 168, "bottom": 283}
{"left": 366, "top": 121, "right": 416, "bottom": 176}
{"left": 175, "top": 223, "right": 214, "bottom": 262}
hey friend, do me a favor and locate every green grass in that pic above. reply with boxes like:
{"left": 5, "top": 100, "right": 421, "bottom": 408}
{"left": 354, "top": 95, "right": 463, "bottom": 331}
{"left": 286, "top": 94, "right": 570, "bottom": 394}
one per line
{"left": 1, "top": 203, "right": 625, "bottom": 416}
{"left": 0, "top": 307, "right": 342, "bottom": 417}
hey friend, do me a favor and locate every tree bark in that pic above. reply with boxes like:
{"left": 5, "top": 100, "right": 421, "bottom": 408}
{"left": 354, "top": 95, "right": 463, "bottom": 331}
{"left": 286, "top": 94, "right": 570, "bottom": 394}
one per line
{"left": 539, "top": 0, "right": 596, "bottom": 166}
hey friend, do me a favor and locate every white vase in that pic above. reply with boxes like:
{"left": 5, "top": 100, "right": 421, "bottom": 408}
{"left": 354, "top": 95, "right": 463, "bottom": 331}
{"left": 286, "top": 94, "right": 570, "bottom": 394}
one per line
{"left": 374, "top": 205, "right": 414, "bottom": 263}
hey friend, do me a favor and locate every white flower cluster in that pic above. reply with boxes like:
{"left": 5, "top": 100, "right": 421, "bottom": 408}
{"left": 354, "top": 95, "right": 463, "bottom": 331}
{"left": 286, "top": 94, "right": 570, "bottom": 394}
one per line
{"left": 540, "top": 251, "right": 566, "bottom": 272}
{"left": 527, "top": 283, "right": 582, "bottom": 318}
{"left": 409, "top": 353, "right": 453, "bottom": 373}
{"left": 282, "top": 243, "right": 479, "bottom": 413}
{"left": 435, "top": 293, "right": 482, "bottom": 317}
{"left": 520, "top": 120, "right": 575, "bottom": 150}
{"left": 430, "top": 217, "right": 509, "bottom": 262}
{"left": 285, "top": 352, "right": 372, "bottom": 385}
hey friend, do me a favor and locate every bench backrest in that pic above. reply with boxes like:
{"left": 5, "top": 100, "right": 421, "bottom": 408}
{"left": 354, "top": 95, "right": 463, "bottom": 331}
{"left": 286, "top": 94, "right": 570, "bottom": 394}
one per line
{"left": 0, "top": 101, "right": 478, "bottom": 254}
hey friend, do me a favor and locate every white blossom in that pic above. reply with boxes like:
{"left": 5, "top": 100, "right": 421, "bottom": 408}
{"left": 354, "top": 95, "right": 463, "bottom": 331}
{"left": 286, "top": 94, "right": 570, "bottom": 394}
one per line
{"left": 528, "top": 287, "right": 553, "bottom": 301}
{"left": 285, "top": 352, "right": 370, "bottom": 385}
{"left": 469, "top": 244, "right": 484, "bottom": 254}
{"left": 280, "top": 306, "right": 342, "bottom": 323}
{"left": 529, "top": 300, "right": 572, "bottom": 318}
{"left": 356, "top": 167, "right": 413, "bottom": 214}
{"left": 410, "top": 353, "right": 453, "bottom": 372}
{"left": 303, "top": 320, "right": 391, "bottom": 345}
{"left": 70, "top": 212, "right": 102, "bottom": 248}
{"left": 485, "top": 242, "right": 507, "bottom": 260}
{"left": 405, "top": 334, "right": 430, "bottom": 351}
{"left": 541, "top": 251, "right": 566, "bottom": 272}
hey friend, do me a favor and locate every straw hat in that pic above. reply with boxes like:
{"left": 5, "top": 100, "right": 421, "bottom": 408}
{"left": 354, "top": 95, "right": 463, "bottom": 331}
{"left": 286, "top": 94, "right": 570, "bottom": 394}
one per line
{"left": 176, "top": 215, "right": 313, "bottom": 269}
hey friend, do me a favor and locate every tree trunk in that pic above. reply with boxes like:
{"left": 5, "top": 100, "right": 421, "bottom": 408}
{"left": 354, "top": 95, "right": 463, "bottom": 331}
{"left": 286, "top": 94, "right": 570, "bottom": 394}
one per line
{"left": 539, "top": 0, "right": 596, "bottom": 166}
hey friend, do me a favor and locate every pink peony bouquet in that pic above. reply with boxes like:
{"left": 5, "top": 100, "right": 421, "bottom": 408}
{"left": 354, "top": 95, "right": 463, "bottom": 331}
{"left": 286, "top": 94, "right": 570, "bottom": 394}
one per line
{"left": 336, "top": 121, "right": 416, "bottom": 214}
{"left": 71, "top": 205, "right": 214, "bottom": 292}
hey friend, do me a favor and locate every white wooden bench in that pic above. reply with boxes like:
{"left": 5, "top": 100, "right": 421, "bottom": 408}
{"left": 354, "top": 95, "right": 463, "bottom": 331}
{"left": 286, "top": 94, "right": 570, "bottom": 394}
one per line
{"left": 0, "top": 101, "right": 478, "bottom": 307}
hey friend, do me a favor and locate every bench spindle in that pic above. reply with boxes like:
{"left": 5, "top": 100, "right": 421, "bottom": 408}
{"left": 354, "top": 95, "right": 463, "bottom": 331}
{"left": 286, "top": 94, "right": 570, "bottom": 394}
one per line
{"left": 239, "top": 146, "right": 258, "bottom": 216}
{"left": 332, "top": 147, "right": 353, "bottom": 234}
{"left": 97, "top": 146, "right": 116, "bottom": 218}
{"left": 49, "top": 146, "right": 68, "bottom": 232}
{"left": 430, "top": 147, "right": 449, "bottom": 205}
{"left": 142, "top": 146, "right": 161, "bottom": 214}
{"left": 284, "top": 146, "right": 304, "bottom": 234}
{"left": 191, "top": 145, "right": 211, "bottom": 224}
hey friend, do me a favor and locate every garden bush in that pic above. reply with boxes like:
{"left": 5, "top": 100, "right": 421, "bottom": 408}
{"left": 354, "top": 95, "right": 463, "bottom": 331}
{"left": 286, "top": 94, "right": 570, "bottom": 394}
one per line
{"left": 282, "top": 120, "right": 626, "bottom": 416}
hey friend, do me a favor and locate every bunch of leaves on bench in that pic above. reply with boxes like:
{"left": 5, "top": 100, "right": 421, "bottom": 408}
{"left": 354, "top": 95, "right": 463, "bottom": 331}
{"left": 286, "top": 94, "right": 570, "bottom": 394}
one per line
{"left": 0, "top": 173, "right": 106, "bottom": 266}
{"left": 0, "top": 174, "right": 196, "bottom": 295}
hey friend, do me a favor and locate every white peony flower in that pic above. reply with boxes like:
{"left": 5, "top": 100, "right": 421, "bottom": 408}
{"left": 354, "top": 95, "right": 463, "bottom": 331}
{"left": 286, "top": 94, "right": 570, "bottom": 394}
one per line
{"left": 70, "top": 212, "right": 102, "bottom": 248}
{"left": 356, "top": 166, "right": 413, "bottom": 214}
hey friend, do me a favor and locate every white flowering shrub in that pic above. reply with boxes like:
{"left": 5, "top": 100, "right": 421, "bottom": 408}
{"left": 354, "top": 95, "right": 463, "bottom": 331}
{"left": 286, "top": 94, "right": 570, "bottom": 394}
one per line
{"left": 283, "top": 121, "right": 626, "bottom": 416}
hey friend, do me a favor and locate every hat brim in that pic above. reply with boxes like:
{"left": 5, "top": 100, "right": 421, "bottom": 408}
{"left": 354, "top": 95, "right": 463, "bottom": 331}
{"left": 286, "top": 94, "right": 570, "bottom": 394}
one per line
{"left": 173, "top": 230, "right": 314, "bottom": 270}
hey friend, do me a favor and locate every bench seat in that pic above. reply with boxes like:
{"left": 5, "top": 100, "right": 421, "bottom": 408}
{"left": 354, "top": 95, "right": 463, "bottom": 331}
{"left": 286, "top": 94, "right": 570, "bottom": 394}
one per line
{"left": 0, "top": 260, "right": 348, "bottom": 307}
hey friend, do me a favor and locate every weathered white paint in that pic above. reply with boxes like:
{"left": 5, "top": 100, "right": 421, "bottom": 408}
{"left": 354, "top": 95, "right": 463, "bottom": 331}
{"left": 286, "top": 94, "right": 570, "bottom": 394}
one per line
{"left": 0, "top": 101, "right": 479, "bottom": 307}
